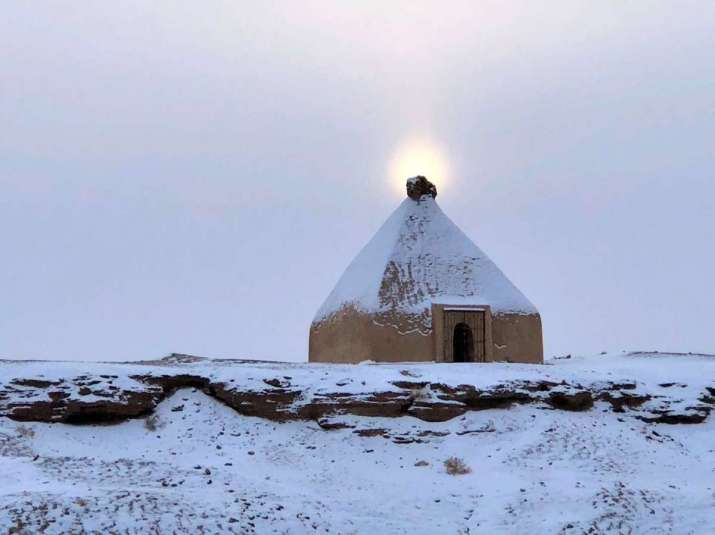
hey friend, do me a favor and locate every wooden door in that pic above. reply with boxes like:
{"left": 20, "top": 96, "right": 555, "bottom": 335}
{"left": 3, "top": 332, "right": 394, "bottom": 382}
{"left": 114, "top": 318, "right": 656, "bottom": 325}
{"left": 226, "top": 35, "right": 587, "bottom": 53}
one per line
{"left": 444, "top": 310, "right": 486, "bottom": 362}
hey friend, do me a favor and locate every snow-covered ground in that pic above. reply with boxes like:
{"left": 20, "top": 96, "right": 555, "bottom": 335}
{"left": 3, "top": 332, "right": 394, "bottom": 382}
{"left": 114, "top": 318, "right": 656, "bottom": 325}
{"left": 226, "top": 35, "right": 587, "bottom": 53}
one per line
{"left": 1, "top": 353, "right": 714, "bottom": 534}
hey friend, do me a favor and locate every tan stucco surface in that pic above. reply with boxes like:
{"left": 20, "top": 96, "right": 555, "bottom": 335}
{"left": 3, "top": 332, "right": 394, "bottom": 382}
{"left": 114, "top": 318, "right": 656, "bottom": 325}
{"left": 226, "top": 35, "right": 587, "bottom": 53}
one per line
{"left": 309, "top": 308, "right": 434, "bottom": 363}
{"left": 309, "top": 306, "right": 543, "bottom": 364}
{"left": 491, "top": 313, "right": 543, "bottom": 364}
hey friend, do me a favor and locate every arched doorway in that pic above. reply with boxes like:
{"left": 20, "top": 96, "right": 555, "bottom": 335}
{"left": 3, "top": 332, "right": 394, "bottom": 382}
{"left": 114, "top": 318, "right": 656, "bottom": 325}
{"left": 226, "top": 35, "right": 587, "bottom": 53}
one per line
{"left": 453, "top": 322, "right": 474, "bottom": 362}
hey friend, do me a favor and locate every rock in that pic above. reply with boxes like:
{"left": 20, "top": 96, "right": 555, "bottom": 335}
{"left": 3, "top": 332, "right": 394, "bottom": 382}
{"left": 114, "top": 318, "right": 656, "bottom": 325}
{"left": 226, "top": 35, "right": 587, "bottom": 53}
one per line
{"left": 316, "top": 418, "right": 355, "bottom": 430}
{"left": 414, "top": 460, "right": 429, "bottom": 467}
{"left": 7, "top": 389, "right": 158, "bottom": 424}
{"left": 12, "top": 379, "right": 62, "bottom": 388}
{"left": 299, "top": 390, "right": 413, "bottom": 421}
{"left": 408, "top": 402, "right": 466, "bottom": 422}
{"left": 391, "top": 380, "right": 430, "bottom": 390}
{"left": 353, "top": 428, "right": 389, "bottom": 438}
{"left": 456, "top": 423, "right": 494, "bottom": 435}
{"left": 263, "top": 378, "right": 290, "bottom": 389}
{"left": 133, "top": 374, "right": 209, "bottom": 393}
{"left": 641, "top": 411, "right": 710, "bottom": 424}
{"left": 416, "top": 430, "right": 450, "bottom": 437}
{"left": 211, "top": 382, "right": 301, "bottom": 421}
{"left": 547, "top": 391, "right": 594, "bottom": 411}
{"left": 406, "top": 176, "right": 437, "bottom": 200}
{"left": 599, "top": 392, "right": 650, "bottom": 412}
{"left": 520, "top": 381, "right": 559, "bottom": 392}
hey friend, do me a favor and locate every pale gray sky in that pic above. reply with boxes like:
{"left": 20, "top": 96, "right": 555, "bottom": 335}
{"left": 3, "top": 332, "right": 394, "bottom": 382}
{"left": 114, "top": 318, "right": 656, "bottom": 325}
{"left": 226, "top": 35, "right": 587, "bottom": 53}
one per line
{"left": 2, "top": 1, "right": 714, "bottom": 361}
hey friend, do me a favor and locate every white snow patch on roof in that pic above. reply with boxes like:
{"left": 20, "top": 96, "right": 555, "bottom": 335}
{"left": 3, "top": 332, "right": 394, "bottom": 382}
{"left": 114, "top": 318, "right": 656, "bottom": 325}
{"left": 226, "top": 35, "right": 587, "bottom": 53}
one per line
{"left": 314, "top": 197, "right": 537, "bottom": 324}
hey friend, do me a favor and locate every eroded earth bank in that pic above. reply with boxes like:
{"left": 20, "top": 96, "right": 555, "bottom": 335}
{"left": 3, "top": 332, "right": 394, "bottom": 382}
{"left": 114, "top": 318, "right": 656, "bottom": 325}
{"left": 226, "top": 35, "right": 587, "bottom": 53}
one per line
{"left": 1, "top": 352, "right": 713, "bottom": 534}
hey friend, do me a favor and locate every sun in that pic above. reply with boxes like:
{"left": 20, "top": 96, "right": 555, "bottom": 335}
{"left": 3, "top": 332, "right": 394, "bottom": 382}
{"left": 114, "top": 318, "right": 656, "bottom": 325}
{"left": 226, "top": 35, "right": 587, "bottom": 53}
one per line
{"left": 388, "top": 139, "right": 449, "bottom": 196}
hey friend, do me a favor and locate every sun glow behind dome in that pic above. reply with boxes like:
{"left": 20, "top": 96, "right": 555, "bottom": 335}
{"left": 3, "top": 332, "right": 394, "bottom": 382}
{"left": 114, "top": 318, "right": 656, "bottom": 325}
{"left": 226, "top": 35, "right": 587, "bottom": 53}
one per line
{"left": 388, "top": 139, "right": 449, "bottom": 196}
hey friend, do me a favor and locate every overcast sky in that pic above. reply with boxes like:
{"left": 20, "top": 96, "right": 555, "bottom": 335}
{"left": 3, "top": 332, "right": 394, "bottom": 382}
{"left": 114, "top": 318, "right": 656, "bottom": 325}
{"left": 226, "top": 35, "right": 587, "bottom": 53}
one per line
{"left": 2, "top": 2, "right": 714, "bottom": 362}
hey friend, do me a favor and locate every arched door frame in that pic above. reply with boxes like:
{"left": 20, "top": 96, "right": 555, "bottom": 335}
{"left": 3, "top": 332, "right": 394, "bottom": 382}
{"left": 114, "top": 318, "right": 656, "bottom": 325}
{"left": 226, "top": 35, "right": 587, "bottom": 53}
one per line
{"left": 432, "top": 304, "right": 493, "bottom": 362}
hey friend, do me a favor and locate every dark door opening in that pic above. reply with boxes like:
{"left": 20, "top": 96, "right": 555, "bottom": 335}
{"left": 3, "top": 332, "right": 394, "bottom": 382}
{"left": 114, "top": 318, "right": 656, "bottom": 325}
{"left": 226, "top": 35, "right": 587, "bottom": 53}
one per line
{"left": 453, "top": 322, "right": 474, "bottom": 362}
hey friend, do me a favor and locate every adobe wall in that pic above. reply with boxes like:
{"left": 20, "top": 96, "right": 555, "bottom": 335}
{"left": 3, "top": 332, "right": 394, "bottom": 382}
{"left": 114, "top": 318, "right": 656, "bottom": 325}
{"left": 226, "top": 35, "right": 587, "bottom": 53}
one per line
{"left": 309, "top": 308, "right": 543, "bottom": 364}
{"left": 491, "top": 313, "right": 543, "bottom": 364}
{"left": 309, "top": 309, "right": 433, "bottom": 363}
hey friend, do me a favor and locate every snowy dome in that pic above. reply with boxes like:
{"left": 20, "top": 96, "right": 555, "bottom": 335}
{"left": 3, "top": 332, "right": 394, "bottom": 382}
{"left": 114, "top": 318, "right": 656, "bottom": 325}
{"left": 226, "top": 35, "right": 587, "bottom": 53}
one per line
{"left": 314, "top": 192, "right": 537, "bottom": 335}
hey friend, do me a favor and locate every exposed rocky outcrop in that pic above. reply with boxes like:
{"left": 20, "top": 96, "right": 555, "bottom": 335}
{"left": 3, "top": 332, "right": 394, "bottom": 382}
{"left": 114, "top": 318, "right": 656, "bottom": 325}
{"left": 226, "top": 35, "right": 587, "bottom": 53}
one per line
{"left": 547, "top": 391, "right": 594, "bottom": 411}
{"left": 640, "top": 411, "right": 709, "bottom": 425}
{"left": 6, "top": 383, "right": 160, "bottom": 424}
{"left": 1, "top": 357, "right": 712, "bottom": 427}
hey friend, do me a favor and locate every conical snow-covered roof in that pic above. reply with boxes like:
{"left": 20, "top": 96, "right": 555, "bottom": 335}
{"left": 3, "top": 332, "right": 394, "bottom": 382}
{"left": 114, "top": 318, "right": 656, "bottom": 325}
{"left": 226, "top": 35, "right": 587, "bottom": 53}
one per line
{"left": 314, "top": 177, "right": 537, "bottom": 335}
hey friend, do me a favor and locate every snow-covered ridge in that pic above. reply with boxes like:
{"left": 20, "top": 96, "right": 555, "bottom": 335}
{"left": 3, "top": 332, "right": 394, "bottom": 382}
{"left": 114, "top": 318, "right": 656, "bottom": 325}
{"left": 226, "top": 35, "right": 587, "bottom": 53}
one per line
{"left": 2, "top": 352, "right": 714, "bottom": 534}
{"left": 313, "top": 197, "right": 538, "bottom": 333}
{"left": 1, "top": 352, "right": 713, "bottom": 426}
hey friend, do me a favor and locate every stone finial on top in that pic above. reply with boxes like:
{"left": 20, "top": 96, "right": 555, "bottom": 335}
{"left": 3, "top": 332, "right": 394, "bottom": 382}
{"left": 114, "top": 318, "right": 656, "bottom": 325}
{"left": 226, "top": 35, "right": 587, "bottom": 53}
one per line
{"left": 406, "top": 176, "right": 437, "bottom": 200}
